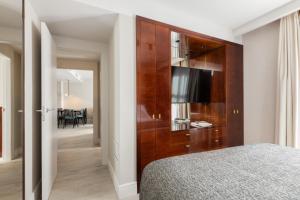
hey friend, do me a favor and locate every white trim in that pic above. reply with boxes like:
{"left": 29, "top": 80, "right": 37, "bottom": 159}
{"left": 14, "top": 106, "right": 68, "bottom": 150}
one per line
{"left": 29, "top": 180, "right": 41, "bottom": 200}
{"left": 234, "top": 0, "right": 300, "bottom": 36}
{"left": 108, "top": 161, "right": 138, "bottom": 199}
{"left": 108, "top": 161, "right": 119, "bottom": 195}
{"left": 14, "top": 147, "right": 22, "bottom": 158}
{"left": 119, "top": 182, "right": 137, "bottom": 199}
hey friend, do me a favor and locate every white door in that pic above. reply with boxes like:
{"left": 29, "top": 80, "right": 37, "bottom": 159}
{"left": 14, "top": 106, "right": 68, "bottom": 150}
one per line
{"left": 41, "top": 22, "right": 58, "bottom": 200}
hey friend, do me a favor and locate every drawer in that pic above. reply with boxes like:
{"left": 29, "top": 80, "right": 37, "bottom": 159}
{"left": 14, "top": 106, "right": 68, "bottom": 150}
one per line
{"left": 189, "top": 127, "right": 227, "bottom": 152}
{"left": 169, "top": 143, "right": 190, "bottom": 156}
{"left": 170, "top": 131, "right": 191, "bottom": 145}
{"left": 208, "top": 127, "right": 227, "bottom": 149}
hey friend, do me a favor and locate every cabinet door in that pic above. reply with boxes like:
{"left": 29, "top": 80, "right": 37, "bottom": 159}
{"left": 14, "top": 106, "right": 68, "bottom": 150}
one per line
{"left": 155, "top": 25, "right": 172, "bottom": 159}
{"left": 155, "top": 24, "right": 171, "bottom": 128}
{"left": 136, "top": 19, "right": 157, "bottom": 183}
{"left": 226, "top": 44, "right": 244, "bottom": 146}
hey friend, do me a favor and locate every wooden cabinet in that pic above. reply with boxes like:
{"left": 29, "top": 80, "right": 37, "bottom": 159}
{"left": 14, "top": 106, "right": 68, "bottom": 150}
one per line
{"left": 136, "top": 19, "right": 171, "bottom": 184}
{"left": 226, "top": 44, "right": 244, "bottom": 147}
{"left": 136, "top": 16, "right": 243, "bottom": 188}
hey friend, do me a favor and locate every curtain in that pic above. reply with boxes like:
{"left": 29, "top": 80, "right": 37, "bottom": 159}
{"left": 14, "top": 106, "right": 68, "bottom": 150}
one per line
{"left": 276, "top": 11, "right": 300, "bottom": 147}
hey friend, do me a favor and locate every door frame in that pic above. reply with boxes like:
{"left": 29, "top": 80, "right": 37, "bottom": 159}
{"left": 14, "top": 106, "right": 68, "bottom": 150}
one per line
{"left": 57, "top": 58, "right": 101, "bottom": 146}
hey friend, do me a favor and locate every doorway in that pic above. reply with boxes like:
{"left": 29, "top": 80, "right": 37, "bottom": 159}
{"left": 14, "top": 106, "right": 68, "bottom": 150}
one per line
{"left": 39, "top": 19, "right": 116, "bottom": 199}
{"left": 56, "top": 68, "right": 96, "bottom": 149}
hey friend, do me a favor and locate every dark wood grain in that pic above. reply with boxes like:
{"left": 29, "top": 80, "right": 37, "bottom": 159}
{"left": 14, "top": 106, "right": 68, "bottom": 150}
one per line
{"left": 226, "top": 44, "right": 244, "bottom": 147}
{"left": 155, "top": 24, "right": 171, "bottom": 129}
{"left": 136, "top": 16, "right": 242, "bottom": 48}
{"left": 136, "top": 16, "right": 244, "bottom": 190}
{"left": 136, "top": 19, "right": 157, "bottom": 185}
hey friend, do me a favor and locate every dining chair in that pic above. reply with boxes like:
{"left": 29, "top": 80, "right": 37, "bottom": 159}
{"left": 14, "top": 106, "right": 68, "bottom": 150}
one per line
{"left": 57, "top": 108, "right": 64, "bottom": 128}
{"left": 75, "top": 109, "right": 85, "bottom": 125}
{"left": 63, "top": 109, "right": 77, "bottom": 128}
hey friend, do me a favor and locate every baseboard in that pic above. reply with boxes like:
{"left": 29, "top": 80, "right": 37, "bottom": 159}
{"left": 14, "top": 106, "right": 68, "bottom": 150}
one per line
{"left": 108, "top": 161, "right": 138, "bottom": 199}
{"left": 119, "top": 182, "right": 137, "bottom": 199}
{"left": 29, "top": 180, "right": 41, "bottom": 200}
{"left": 108, "top": 161, "right": 119, "bottom": 195}
{"left": 14, "top": 147, "right": 22, "bottom": 158}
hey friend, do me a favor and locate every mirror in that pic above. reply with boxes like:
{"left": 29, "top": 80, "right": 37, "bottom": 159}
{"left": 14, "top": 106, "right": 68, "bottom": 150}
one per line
{"left": 171, "top": 31, "right": 226, "bottom": 131}
{"left": 0, "top": 0, "right": 24, "bottom": 199}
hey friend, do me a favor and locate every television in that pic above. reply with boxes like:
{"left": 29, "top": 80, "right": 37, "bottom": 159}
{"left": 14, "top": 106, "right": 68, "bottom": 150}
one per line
{"left": 172, "top": 66, "right": 212, "bottom": 103}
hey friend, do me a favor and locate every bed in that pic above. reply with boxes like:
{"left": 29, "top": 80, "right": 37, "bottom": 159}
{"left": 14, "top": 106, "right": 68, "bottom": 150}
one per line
{"left": 140, "top": 144, "right": 300, "bottom": 200}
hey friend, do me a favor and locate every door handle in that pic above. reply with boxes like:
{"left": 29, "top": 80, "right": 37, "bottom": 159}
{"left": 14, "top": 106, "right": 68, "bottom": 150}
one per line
{"left": 46, "top": 108, "right": 56, "bottom": 112}
{"left": 35, "top": 108, "right": 56, "bottom": 113}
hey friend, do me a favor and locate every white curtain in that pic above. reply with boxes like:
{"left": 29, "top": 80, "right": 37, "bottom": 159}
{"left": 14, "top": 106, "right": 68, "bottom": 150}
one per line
{"left": 276, "top": 11, "right": 300, "bottom": 148}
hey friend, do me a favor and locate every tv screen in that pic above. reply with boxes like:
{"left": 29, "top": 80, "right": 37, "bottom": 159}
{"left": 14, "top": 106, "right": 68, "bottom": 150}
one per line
{"left": 172, "top": 66, "right": 212, "bottom": 103}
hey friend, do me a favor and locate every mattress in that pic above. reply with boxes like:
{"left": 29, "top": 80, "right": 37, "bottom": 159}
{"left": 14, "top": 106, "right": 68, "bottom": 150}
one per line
{"left": 140, "top": 144, "right": 300, "bottom": 200}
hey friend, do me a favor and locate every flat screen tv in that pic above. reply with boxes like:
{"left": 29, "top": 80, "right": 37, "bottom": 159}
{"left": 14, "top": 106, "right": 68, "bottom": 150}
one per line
{"left": 172, "top": 66, "right": 212, "bottom": 103}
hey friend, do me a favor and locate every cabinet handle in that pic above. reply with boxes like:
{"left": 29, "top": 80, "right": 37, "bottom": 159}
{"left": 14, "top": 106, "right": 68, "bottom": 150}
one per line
{"left": 152, "top": 114, "right": 155, "bottom": 119}
{"left": 185, "top": 133, "right": 191, "bottom": 136}
{"left": 214, "top": 139, "right": 219, "bottom": 143}
{"left": 215, "top": 129, "right": 219, "bottom": 132}
{"left": 185, "top": 144, "right": 191, "bottom": 148}
{"left": 233, "top": 109, "right": 236, "bottom": 114}
{"left": 158, "top": 113, "right": 161, "bottom": 119}
{"left": 236, "top": 109, "right": 239, "bottom": 114}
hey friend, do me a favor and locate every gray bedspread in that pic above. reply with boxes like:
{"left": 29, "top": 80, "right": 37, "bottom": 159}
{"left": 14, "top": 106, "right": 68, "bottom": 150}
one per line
{"left": 140, "top": 144, "right": 300, "bottom": 200}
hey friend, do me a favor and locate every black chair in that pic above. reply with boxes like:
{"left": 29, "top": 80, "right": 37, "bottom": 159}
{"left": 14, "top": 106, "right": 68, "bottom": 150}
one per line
{"left": 63, "top": 109, "right": 77, "bottom": 128}
{"left": 83, "top": 108, "right": 87, "bottom": 124}
{"left": 75, "top": 109, "right": 85, "bottom": 125}
{"left": 57, "top": 108, "right": 64, "bottom": 128}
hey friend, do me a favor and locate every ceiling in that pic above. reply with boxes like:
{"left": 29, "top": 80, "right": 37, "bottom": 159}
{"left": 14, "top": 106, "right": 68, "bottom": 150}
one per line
{"left": 56, "top": 69, "right": 93, "bottom": 82}
{"left": 30, "top": 0, "right": 117, "bottom": 43}
{"left": 152, "top": 0, "right": 293, "bottom": 29}
{"left": 0, "top": 3, "right": 22, "bottom": 28}
{"left": 7, "top": 0, "right": 294, "bottom": 44}
{"left": 76, "top": 0, "right": 294, "bottom": 34}
{"left": 48, "top": 15, "right": 116, "bottom": 43}
{"left": 0, "top": 0, "right": 22, "bottom": 51}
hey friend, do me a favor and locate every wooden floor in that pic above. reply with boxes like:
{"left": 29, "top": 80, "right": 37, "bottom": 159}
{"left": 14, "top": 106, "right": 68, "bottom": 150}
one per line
{"left": 0, "top": 158, "right": 22, "bottom": 200}
{"left": 49, "top": 125, "right": 118, "bottom": 200}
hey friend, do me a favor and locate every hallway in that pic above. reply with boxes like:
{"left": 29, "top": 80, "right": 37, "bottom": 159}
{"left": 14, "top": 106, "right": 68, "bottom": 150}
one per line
{"left": 0, "top": 159, "right": 22, "bottom": 200}
{"left": 49, "top": 125, "right": 117, "bottom": 200}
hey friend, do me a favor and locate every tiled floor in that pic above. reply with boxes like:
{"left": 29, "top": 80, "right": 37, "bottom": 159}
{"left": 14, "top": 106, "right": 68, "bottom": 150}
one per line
{"left": 0, "top": 158, "right": 22, "bottom": 200}
{"left": 49, "top": 125, "right": 118, "bottom": 200}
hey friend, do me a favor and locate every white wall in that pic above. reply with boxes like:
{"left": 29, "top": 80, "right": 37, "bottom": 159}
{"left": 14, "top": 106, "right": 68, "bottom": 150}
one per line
{"left": 60, "top": 79, "right": 94, "bottom": 121}
{"left": 108, "top": 12, "right": 120, "bottom": 193}
{"left": 108, "top": 14, "right": 137, "bottom": 199}
{"left": 62, "top": 80, "right": 93, "bottom": 109}
{"left": 77, "top": 0, "right": 240, "bottom": 43}
{"left": 243, "top": 20, "right": 280, "bottom": 144}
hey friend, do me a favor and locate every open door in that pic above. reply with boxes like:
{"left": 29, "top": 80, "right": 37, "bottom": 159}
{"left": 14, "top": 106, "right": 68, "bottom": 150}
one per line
{"left": 41, "top": 22, "right": 58, "bottom": 200}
